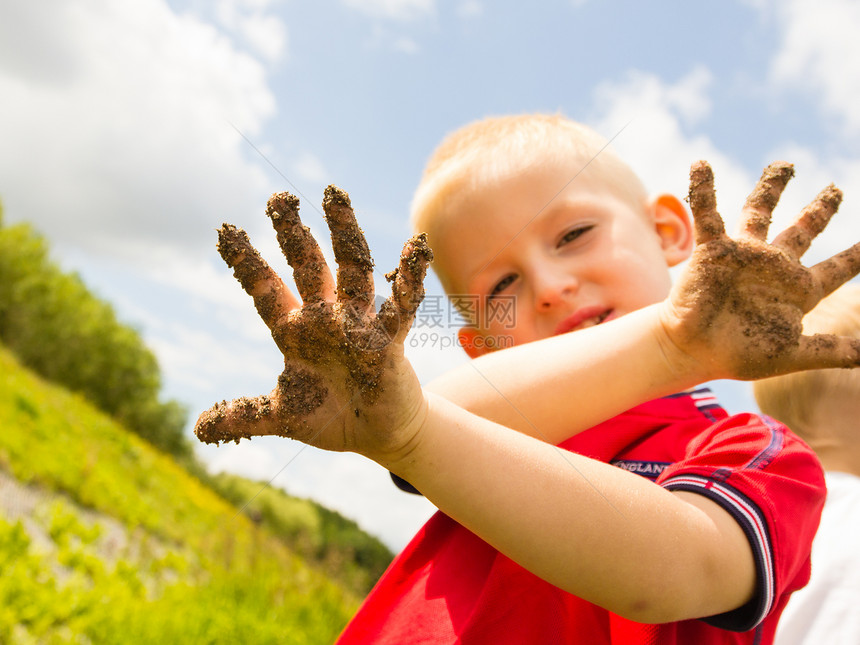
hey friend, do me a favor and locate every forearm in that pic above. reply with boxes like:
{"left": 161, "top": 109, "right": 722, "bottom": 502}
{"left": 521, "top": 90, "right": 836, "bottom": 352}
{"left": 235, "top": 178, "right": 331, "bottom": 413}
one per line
{"left": 425, "top": 304, "right": 709, "bottom": 445}
{"left": 384, "top": 393, "right": 754, "bottom": 623}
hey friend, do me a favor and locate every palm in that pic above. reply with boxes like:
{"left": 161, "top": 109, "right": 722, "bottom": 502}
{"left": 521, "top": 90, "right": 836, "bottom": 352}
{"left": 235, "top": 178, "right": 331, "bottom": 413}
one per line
{"left": 667, "top": 161, "right": 860, "bottom": 379}
{"left": 194, "top": 187, "right": 433, "bottom": 456}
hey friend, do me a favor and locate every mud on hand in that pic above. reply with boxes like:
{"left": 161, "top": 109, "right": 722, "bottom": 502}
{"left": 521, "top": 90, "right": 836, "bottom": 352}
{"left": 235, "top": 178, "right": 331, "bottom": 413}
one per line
{"left": 194, "top": 186, "right": 433, "bottom": 458}
{"left": 666, "top": 160, "right": 860, "bottom": 380}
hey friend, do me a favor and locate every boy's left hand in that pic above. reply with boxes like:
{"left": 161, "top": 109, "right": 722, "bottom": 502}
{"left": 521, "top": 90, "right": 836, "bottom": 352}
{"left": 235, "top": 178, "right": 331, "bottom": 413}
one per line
{"left": 194, "top": 187, "right": 433, "bottom": 464}
{"left": 663, "top": 160, "right": 860, "bottom": 380}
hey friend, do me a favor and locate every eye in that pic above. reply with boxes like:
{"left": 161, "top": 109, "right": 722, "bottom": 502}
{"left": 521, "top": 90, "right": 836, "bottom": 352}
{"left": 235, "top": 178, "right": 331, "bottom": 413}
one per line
{"left": 557, "top": 224, "right": 595, "bottom": 248}
{"left": 489, "top": 274, "right": 516, "bottom": 298}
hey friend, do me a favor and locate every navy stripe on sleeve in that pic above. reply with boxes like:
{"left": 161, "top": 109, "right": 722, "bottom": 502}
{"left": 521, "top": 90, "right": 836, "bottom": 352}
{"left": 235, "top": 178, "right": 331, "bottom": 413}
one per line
{"left": 662, "top": 474, "right": 774, "bottom": 632}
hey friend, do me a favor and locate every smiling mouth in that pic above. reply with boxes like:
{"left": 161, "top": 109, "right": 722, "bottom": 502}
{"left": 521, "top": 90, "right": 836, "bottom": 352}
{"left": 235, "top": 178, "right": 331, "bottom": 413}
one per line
{"left": 578, "top": 311, "right": 611, "bottom": 329}
{"left": 555, "top": 309, "right": 613, "bottom": 335}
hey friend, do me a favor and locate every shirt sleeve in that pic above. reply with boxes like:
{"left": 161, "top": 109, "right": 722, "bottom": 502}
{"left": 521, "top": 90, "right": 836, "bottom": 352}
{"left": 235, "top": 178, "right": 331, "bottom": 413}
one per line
{"left": 656, "top": 413, "right": 825, "bottom": 632}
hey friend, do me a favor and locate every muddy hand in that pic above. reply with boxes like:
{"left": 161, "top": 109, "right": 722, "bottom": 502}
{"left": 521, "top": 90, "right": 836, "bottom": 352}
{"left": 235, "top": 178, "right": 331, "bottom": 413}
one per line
{"left": 194, "top": 186, "right": 433, "bottom": 458}
{"left": 664, "top": 160, "right": 860, "bottom": 380}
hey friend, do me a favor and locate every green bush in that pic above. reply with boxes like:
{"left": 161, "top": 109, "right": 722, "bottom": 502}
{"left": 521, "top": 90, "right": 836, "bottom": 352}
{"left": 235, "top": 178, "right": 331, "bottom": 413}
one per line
{"left": 209, "top": 473, "right": 393, "bottom": 595}
{"left": 0, "top": 206, "right": 190, "bottom": 458}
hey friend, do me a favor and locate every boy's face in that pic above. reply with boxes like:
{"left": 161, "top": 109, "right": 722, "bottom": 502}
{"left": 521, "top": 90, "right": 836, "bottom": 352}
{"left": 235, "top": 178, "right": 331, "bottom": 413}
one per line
{"left": 434, "top": 161, "right": 693, "bottom": 357}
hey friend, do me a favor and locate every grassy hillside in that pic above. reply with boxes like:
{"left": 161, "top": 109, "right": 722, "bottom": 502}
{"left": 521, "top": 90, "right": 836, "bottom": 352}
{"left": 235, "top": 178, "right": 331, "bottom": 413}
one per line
{"left": 208, "top": 473, "right": 393, "bottom": 597}
{"left": 0, "top": 345, "right": 362, "bottom": 643}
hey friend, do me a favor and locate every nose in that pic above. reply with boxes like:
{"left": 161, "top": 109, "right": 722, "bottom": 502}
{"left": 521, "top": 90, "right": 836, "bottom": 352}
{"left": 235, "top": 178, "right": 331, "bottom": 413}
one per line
{"left": 534, "top": 265, "right": 579, "bottom": 310}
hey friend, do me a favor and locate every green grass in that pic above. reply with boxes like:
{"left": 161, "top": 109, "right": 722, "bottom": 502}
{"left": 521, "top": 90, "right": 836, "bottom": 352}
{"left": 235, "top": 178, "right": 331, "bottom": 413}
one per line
{"left": 209, "top": 473, "right": 393, "bottom": 596}
{"left": 0, "top": 346, "right": 360, "bottom": 643}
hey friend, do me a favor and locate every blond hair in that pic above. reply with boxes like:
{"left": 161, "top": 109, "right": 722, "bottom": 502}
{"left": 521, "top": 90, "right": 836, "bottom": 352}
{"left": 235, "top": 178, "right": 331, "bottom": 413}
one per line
{"left": 410, "top": 114, "right": 649, "bottom": 293}
{"left": 753, "top": 283, "right": 860, "bottom": 437}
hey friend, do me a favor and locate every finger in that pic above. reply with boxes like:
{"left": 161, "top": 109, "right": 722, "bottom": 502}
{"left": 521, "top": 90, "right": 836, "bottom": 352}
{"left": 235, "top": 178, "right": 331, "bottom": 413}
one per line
{"left": 322, "top": 185, "right": 375, "bottom": 310}
{"left": 809, "top": 241, "right": 860, "bottom": 297}
{"left": 378, "top": 232, "right": 434, "bottom": 342}
{"left": 777, "top": 333, "right": 860, "bottom": 373}
{"left": 770, "top": 184, "right": 842, "bottom": 260}
{"left": 687, "top": 161, "right": 725, "bottom": 244}
{"left": 738, "top": 162, "right": 795, "bottom": 240}
{"left": 217, "top": 224, "right": 297, "bottom": 329}
{"left": 267, "top": 192, "right": 335, "bottom": 304}
{"left": 195, "top": 370, "right": 336, "bottom": 446}
{"left": 194, "top": 394, "right": 284, "bottom": 445}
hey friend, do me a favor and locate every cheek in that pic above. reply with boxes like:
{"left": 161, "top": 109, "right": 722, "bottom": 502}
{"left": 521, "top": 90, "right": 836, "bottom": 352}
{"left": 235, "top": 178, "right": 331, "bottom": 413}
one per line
{"left": 480, "top": 302, "right": 535, "bottom": 346}
{"left": 602, "top": 249, "right": 672, "bottom": 306}
{"left": 620, "top": 266, "right": 672, "bottom": 307}
{"left": 489, "top": 299, "right": 529, "bottom": 334}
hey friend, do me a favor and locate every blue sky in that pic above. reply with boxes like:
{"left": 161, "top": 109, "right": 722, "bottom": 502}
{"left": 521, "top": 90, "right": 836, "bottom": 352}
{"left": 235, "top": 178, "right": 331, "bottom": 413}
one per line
{"left": 2, "top": 0, "right": 860, "bottom": 549}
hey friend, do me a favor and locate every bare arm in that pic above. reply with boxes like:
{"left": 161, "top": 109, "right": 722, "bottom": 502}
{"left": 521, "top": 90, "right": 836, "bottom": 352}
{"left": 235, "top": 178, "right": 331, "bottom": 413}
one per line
{"left": 391, "top": 393, "right": 756, "bottom": 622}
{"left": 422, "top": 305, "right": 692, "bottom": 446}
{"left": 194, "top": 162, "right": 860, "bottom": 621}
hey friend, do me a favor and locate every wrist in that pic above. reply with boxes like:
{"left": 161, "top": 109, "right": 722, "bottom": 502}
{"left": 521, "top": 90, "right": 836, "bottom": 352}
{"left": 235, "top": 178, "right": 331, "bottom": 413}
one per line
{"left": 368, "top": 390, "right": 433, "bottom": 472}
{"left": 653, "top": 299, "right": 725, "bottom": 385}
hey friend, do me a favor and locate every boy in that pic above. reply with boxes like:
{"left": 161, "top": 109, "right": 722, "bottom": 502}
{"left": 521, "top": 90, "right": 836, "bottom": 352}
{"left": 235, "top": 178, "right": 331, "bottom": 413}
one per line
{"left": 754, "top": 284, "right": 860, "bottom": 645}
{"left": 195, "top": 114, "right": 860, "bottom": 644}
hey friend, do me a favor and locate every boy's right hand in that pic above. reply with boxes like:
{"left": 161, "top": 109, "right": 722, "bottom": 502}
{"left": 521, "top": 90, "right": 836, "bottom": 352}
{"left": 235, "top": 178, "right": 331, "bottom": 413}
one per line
{"left": 662, "top": 160, "right": 860, "bottom": 380}
{"left": 193, "top": 186, "right": 434, "bottom": 465}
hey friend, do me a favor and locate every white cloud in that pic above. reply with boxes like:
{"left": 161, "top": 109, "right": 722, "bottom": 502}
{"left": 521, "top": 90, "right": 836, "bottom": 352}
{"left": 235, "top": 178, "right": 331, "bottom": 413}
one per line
{"left": 342, "top": 0, "right": 435, "bottom": 21}
{"left": 456, "top": 1, "right": 483, "bottom": 19}
{"left": 736, "top": 0, "right": 769, "bottom": 11}
{"left": 392, "top": 37, "right": 421, "bottom": 54}
{"left": 767, "top": 0, "right": 860, "bottom": 137}
{"left": 0, "top": 0, "right": 275, "bottom": 266}
{"left": 361, "top": 23, "right": 425, "bottom": 54}
{"left": 215, "top": 0, "right": 289, "bottom": 62}
{"left": 291, "top": 151, "right": 331, "bottom": 185}
{"left": 588, "top": 68, "right": 754, "bottom": 236}
{"left": 0, "top": 4, "right": 80, "bottom": 83}
{"left": 754, "top": 143, "right": 860, "bottom": 265}
{"left": 406, "top": 328, "right": 471, "bottom": 384}
{"left": 150, "top": 323, "right": 278, "bottom": 393}
{"left": 745, "top": 0, "right": 860, "bottom": 261}
{"left": 588, "top": 65, "right": 860, "bottom": 298}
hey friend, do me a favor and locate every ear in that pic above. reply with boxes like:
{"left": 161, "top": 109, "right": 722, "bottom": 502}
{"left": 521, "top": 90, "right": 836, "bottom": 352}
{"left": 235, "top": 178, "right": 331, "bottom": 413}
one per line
{"left": 458, "top": 326, "right": 491, "bottom": 359}
{"left": 649, "top": 194, "right": 694, "bottom": 267}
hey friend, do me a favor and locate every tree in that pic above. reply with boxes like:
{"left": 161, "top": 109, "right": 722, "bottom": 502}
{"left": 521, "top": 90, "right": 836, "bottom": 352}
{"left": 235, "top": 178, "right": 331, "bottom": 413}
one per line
{"left": 0, "top": 210, "right": 190, "bottom": 458}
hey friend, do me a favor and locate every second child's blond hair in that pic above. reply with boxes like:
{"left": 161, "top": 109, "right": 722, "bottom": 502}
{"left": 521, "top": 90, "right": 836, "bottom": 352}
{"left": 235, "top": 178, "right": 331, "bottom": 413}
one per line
{"left": 410, "top": 114, "right": 650, "bottom": 293}
{"left": 753, "top": 284, "right": 860, "bottom": 437}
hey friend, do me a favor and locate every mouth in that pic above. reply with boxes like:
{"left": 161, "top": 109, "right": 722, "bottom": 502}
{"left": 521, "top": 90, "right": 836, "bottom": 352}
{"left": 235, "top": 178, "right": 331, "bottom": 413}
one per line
{"left": 554, "top": 308, "right": 614, "bottom": 335}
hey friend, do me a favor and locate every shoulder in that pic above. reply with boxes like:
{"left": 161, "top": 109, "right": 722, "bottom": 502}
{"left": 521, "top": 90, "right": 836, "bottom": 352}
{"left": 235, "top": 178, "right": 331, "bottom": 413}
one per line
{"left": 659, "top": 412, "right": 825, "bottom": 533}
{"left": 672, "top": 412, "right": 822, "bottom": 476}
{"left": 657, "top": 412, "right": 826, "bottom": 633}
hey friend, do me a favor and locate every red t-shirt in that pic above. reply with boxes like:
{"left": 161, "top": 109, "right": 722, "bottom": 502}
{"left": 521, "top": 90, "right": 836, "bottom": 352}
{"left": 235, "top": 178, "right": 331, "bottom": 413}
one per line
{"left": 338, "top": 389, "right": 825, "bottom": 644}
